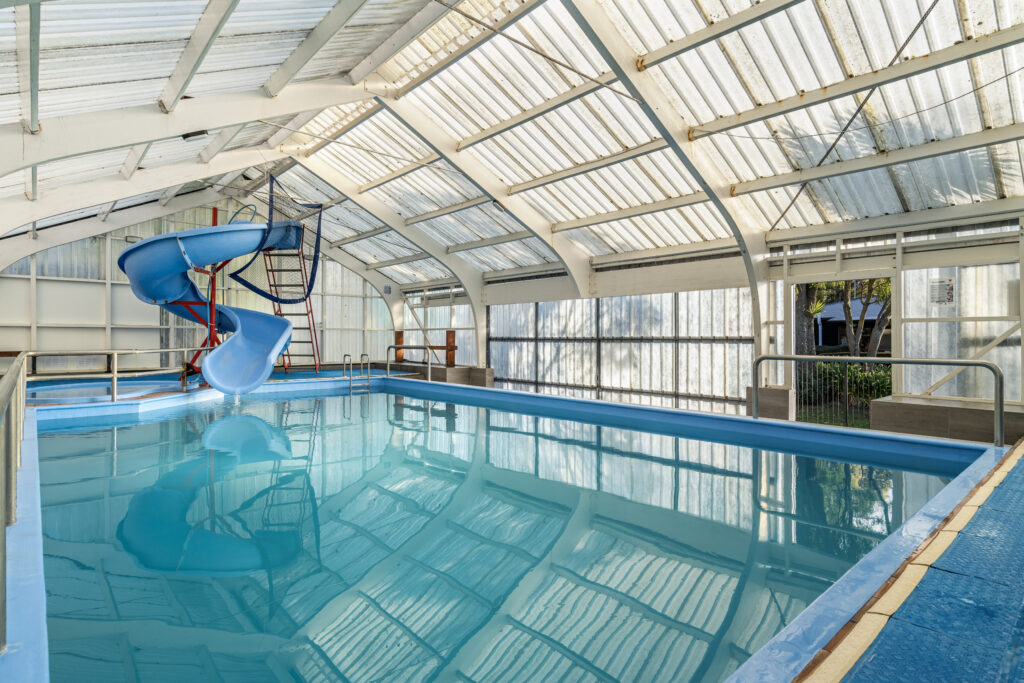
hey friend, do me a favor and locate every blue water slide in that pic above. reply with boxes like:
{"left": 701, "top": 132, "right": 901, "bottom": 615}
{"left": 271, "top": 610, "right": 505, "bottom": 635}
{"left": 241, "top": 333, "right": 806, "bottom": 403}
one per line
{"left": 116, "top": 221, "right": 303, "bottom": 394}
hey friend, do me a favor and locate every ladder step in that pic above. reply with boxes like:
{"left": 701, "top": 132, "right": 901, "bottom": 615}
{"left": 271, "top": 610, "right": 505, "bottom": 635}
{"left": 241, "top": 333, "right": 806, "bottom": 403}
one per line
{"left": 268, "top": 268, "right": 302, "bottom": 273}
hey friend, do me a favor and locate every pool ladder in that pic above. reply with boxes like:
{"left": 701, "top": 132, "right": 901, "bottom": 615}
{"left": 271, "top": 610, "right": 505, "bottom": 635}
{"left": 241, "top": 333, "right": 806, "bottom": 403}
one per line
{"left": 344, "top": 353, "right": 371, "bottom": 395}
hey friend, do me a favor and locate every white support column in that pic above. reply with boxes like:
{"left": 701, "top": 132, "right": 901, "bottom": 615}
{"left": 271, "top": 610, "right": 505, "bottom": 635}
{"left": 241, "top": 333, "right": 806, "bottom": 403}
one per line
{"left": 262, "top": 0, "right": 371, "bottom": 97}
{"left": 158, "top": 0, "right": 241, "bottom": 113}
{"left": 563, "top": 0, "right": 771, "bottom": 354}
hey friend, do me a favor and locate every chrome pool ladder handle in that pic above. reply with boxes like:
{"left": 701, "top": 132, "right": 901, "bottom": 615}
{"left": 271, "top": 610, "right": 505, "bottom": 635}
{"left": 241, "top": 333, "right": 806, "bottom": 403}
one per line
{"left": 345, "top": 352, "right": 370, "bottom": 395}
{"left": 386, "top": 345, "right": 432, "bottom": 382}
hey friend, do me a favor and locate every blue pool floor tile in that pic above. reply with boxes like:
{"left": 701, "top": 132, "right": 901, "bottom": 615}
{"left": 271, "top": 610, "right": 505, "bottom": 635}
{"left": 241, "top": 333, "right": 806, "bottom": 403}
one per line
{"left": 844, "top": 617, "right": 1004, "bottom": 682}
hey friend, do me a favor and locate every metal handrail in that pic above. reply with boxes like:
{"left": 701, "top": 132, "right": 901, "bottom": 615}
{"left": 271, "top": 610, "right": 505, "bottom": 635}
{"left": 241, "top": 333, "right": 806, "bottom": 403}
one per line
{"left": 386, "top": 345, "right": 432, "bottom": 382}
{"left": 360, "top": 353, "right": 370, "bottom": 378}
{"left": 0, "top": 351, "right": 27, "bottom": 654}
{"left": 752, "top": 354, "right": 1005, "bottom": 446}
{"left": 22, "top": 347, "right": 209, "bottom": 401}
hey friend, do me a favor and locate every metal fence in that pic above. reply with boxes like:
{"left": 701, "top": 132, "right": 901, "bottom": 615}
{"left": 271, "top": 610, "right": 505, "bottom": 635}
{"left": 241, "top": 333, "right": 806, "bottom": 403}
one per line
{"left": 752, "top": 354, "right": 1005, "bottom": 446}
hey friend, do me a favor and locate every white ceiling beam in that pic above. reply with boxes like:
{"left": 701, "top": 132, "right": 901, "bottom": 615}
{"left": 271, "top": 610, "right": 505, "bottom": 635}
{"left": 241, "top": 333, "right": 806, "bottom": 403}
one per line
{"left": 265, "top": 110, "right": 320, "bottom": 148}
{"left": 358, "top": 153, "right": 440, "bottom": 192}
{"left": 564, "top": 0, "right": 771, "bottom": 351}
{"left": 447, "top": 230, "right": 532, "bottom": 253}
{"left": 739, "top": 121, "right": 1024, "bottom": 192}
{"left": 550, "top": 121, "right": 1024, "bottom": 230}
{"left": 199, "top": 123, "right": 246, "bottom": 163}
{"left": 378, "top": 96, "right": 593, "bottom": 298}
{"left": 638, "top": 0, "right": 804, "bottom": 70}
{"left": 405, "top": 196, "right": 490, "bottom": 225}
{"left": 589, "top": 237, "right": 738, "bottom": 267}
{"left": 14, "top": 2, "right": 39, "bottom": 134}
{"left": 0, "top": 79, "right": 367, "bottom": 179}
{"left": 767, "top": 197, "right": 1024, "bottom": 245}
{"left": 158, "top": 0, "right": 241, "bottom": 113}
{"left": 551, "top": 192, "right": 708, "bottom": 233}
{"left": 695, "top": 22, "right": 1024, "bottom": 138}
{"left": 394, "top": 0, "right": 548, "bottom": 98}
{"left": 368, "top": 252, "right": 430, "bottom": 269}
{"left": 329, "top": 225, "right": 390, "bottom": 246}
{"left": 159, "top": 183, "right": 186, "bottom": 206}
{"left": 263, "top": 0, "right": 372, "bottom": 97}
{"left": 0, "top": 146, "right": 289, "bottom": 236}
{"left": 96, "top": 201, "right": 115, "bottom": 222}
{"left": 346, "top": 2, "right": 448, "bottom": 84}
{"left": 0, "top": 188, "right": 223, "bottom": 272}
{"left": 509, "top": 139, "right": 669, "bottom": 195}
{"left": 120, "top": 143, "right": 152, "bottom": 180}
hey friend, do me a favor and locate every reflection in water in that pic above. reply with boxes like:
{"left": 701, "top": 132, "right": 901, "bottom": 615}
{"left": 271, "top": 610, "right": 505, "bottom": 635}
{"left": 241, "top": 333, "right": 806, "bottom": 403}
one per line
{"left": 37, "top": 392, "right": 950, "bottom": 682}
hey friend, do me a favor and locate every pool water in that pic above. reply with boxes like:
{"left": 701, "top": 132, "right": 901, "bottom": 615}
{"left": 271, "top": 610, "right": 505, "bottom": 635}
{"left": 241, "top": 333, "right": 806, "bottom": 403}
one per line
{"left": 37, "top": 390, "right": 949, "bottom": 682}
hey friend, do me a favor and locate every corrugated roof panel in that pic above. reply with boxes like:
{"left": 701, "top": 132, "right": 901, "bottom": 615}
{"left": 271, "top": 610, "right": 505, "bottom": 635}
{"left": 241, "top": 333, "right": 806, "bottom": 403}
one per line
{"left": 37, "top": 1, "right": 206, "bottom": 118}
{"left": 295, "top": 0, "right": 431, "bottom": 81}
{"left": 342, "top": 234, "right": 421, "bottom": 264}
{"left": 276, "top": 164, "right": 339, "bottom": 204}
{"left": 0, "top": 8, "right": 19, "bottom": 125}
{"left": 38, "top": 148, "right": 128, "bottom": 191}
{"left": 376, "top": 0, "right": 508, "bottom": 87}
{"left": 224, "top": 119, "right": 286, "bottom": 150}
{"left": 378, "top": 257, "right": 452, "bottom": 283}
{"left": 368, "top": 165, "right": 482, "bottom": 218}
{"left": 142, "top": 134, "right": 211, "bottom": 169}
{"left": 312, "top": 109, "right": 434, "bottom": 185}
{"left": 185, "top": 0, "right": 336, "bottom": 97}
{"left": 295, "top": 101, "right": 378, "bottom": 154}
{"left": 460, "top": 90, "right": 662, "bottom": 185}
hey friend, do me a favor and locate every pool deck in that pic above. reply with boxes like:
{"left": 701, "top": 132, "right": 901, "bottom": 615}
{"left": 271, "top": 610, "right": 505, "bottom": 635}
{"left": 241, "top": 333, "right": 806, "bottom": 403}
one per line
{"left": 800, "top": 438, "right": 1024, "bottom": 681}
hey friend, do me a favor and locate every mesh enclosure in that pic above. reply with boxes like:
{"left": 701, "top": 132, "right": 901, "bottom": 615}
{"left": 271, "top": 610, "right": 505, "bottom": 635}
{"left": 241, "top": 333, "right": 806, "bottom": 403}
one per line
{"left": 228, "top": 175, "right": 323, "bottom": 305}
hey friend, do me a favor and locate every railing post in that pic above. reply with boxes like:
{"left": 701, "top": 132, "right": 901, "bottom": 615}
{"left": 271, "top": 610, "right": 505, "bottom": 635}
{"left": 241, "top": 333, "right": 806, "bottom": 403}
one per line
{"left": 110, "top": 352, "right": 118, "bottom": 402}
{"left": 3, "top": 404, "right": 13, "bottom": 526}
{"left": 843, "top": 363, "right": 850, "bottom": 427}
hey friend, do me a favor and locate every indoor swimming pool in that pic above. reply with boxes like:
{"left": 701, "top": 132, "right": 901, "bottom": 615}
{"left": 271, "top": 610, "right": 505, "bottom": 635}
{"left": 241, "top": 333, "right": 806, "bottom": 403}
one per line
{"left": 31, "top": 382, "right": 990, "bottom": 682}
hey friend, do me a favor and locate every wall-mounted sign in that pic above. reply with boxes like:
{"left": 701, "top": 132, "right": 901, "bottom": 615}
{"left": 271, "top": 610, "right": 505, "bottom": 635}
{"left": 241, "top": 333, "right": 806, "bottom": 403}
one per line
{"left": 929, "top": 277, "right": 955, "bottom": 306}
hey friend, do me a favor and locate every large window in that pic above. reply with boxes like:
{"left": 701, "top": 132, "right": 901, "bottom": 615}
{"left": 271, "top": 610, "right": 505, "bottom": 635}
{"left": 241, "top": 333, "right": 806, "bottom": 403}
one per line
{"left": 488, "top": 288, "right": 754, "bottom": 414}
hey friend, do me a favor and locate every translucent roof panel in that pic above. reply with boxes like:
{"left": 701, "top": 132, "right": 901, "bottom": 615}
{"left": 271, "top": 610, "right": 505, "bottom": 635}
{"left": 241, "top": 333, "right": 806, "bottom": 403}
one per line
{"left": 367, "top": 165, "right": 483, "bottom": 218}
{"left": 294, "top": 0, "right": 432, "bottom": 82}
{"left": 142, "top": 134, "right": 213, "bottom": 169}
{"left": 37, "top": 1, "right": 207, "bottom": 119}
{"left": 311, "top": 109, "right": 434, "bottom": 186}
{"left": 0, "top": 9, "right": 18, "bottom": 125}
{"left": 378, "top": 257, "right": 452, "bottom": 284}
{"left": 342, "top": 232, "right": 422, "bottom": 264}
{"left": 184, "top": 0, "right": 336, "bottom": 99}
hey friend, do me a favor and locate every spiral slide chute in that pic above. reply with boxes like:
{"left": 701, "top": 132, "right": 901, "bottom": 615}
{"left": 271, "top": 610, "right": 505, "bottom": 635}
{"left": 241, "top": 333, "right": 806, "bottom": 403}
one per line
{"left": 117, "top": 221, "right": 303, "bottom": 394}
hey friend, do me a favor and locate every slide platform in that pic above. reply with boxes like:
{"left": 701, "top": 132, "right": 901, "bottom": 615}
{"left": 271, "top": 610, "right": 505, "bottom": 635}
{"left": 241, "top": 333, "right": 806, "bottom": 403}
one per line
{"left": 117, "top": 221, "right": 303, "bottom": 394}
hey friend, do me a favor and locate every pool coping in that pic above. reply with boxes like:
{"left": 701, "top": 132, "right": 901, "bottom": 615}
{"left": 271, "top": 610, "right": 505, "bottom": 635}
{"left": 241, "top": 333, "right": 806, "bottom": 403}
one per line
{"left": 0, "top": 408, "right": 50, "bottom": 683}
{"left": 792, "top": 438, "right": 1024, "bottom": 682}
{"left": 18, "top": 374, "right": 1006, "bottom": 682}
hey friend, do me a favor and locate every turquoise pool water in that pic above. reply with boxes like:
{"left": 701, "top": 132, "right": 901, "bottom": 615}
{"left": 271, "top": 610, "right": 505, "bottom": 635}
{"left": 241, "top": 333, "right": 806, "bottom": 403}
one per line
{"left": 37, "top": 390, "right": 950, "bottom": 682}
